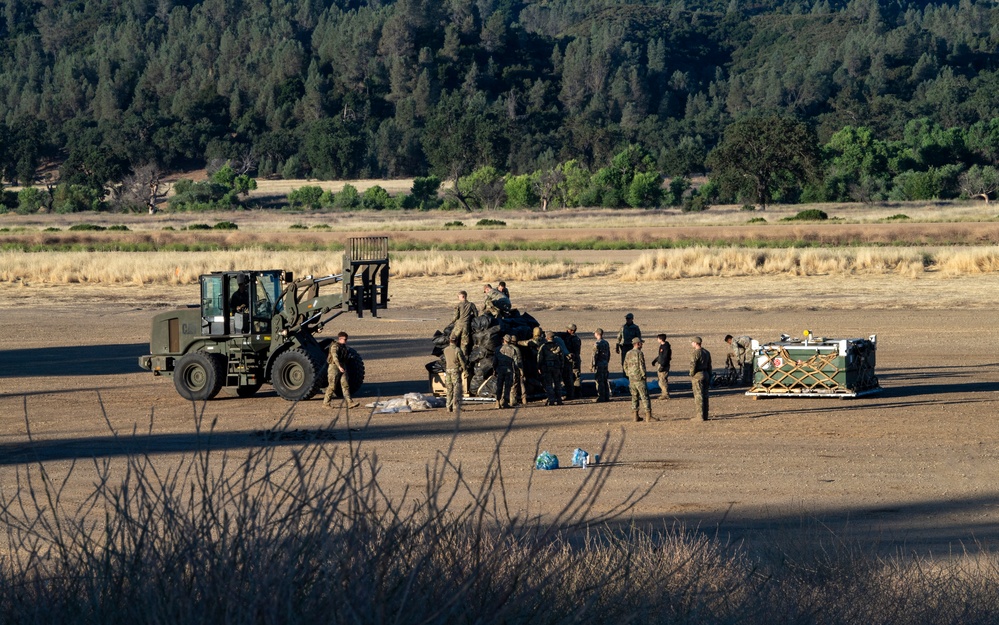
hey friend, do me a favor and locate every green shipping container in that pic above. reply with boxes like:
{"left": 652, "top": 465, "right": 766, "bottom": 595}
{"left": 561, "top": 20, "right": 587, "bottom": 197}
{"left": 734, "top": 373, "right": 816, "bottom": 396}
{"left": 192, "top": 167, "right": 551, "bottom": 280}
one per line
{"left": 747, "top": 334, "right": 879, "bottom": 398}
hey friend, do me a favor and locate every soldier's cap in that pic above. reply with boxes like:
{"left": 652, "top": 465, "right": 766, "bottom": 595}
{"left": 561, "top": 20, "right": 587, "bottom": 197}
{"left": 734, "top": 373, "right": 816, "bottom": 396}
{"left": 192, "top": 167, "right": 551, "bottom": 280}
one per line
{"left": 567, "top": 323, "right": 576, "bottom": 331}
{"left": 632, "top": 337, "right": 643, "bottom": 345}
{"left": 692, "top": 336, "right": 702, "bottom": 344}
{"left": 545, "top": 330, "right": 555, "bottom": 339}
{"left": 625, "top": 313, "right": 634, "bottom": 319}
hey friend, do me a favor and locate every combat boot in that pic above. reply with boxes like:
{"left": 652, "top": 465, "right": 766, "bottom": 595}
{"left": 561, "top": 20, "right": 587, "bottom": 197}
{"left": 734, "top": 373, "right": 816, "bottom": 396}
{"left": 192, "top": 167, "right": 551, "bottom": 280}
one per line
{"left": 645, "top": 411, "right": 658, "bottom": 422}
{"left": 633, "top": 410, "right": 642, "bottom": 422}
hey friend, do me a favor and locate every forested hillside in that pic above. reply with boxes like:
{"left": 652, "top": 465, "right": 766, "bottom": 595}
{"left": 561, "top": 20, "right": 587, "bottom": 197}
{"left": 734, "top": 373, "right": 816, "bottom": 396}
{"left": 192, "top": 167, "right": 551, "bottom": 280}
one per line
{"left": 1, "top": 0, "right": 998, "bottom": 210}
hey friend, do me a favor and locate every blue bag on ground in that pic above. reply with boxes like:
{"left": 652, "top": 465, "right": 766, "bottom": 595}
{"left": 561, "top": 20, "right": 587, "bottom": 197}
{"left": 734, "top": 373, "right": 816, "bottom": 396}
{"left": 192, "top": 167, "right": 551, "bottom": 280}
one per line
{"left": 535, "top": 451, "right": 559, "bottom": 470}
{"left": 571, "top": 448, "right": 589, "bottom": 467}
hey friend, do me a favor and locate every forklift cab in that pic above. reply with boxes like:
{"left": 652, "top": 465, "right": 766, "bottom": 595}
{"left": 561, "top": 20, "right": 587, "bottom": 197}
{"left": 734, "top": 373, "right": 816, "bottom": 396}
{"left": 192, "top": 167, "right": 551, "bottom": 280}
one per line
{"left": 201, "top": 270, "right": 283, "bottom": 336}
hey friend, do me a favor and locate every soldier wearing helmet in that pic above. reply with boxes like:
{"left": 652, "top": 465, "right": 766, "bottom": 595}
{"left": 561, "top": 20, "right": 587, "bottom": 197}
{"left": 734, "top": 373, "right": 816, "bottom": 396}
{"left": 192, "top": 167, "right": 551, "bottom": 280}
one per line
{"left": 563, "top": 323, "right": 582, "bottom": 399}
{"left": 494, "top": 334, "right": 522, "bottom": 409}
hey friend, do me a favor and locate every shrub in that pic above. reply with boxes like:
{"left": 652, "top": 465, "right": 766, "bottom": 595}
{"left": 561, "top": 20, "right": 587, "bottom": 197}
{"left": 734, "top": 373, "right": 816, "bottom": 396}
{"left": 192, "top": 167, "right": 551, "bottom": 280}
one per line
{"left": 162, "top": 226, "right": 175, "bottom": 231}
{"left": 185, "top": 223, "right": 212, "bottom": 230}
{"left": 746, "top": 217, "right": 767, "bottom": 224}
{"left": 333, "top": 184, "right": 360, "bottom": 210}
{"left": 68, "top": 223, "right": 107, "bottom": 231}
{"left": 682, "top": 191, "right": 710, "bottom": 212}
{"left": 213, "top": 221, "right": 238, "bottom": 230}
{"left": 444, "top": 220, "right": 465, "bottom": 228}
{"left": 410, "top": 175, "right": 442, "bottom": 210}
{"left": 312, "top": 223, "right": 331, "bottom": 230}
{"left": 17, "top": 187, "right": 48, "bottom": 214}
{"left": 289, "top": 223, "right": 309, "bottom": 230}
{"left": 885, "top": 214, "right": 910, "bottom": 221}
{"left": 53, "top": 184, "right": 101, "bottom": 213}
{"left": 476, "top": 218, "right": 506, "bottom": 227}
{"left": 288, "top": 186, "right": 326, "bottom": 209}
{"left": 783, "top": 209, "right": 829, "bottom": 221}
{"left": 626, "top": 171, "right": 664, "bottom": 208}
{"left": 43, "top": 227, "right": 61, "bottom": 232}
{"left": 504, "top": 174, "right": 539, "bottom": 209}
{"left": 666, "top": 177, "right": 691, "bottom": 207}
{"left": 361, "top": 185, "right": 394, "bottom": 210}
{"left": 741, "top": 204, "right": 756, "bottom": 211}
{"left": 108, "top": 225, "right": 130, "bottom": 231}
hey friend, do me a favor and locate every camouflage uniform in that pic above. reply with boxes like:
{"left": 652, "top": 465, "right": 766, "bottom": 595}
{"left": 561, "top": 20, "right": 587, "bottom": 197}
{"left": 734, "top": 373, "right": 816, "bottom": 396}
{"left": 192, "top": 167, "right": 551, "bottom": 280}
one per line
{"left": 592, "top": 333, "right": 611, "bottom": 402}
{"left": 730, "top": 335, "right": 754, "bottom": 385}
{"left": 494, "top": 336, "right": 522, "bottom": 408}
{"left": 689, "top": 340, "right": 712, "bottom": 421}
{"left": 652, "top": 339, "right": 672, "bottom": 400}
{"left": 539, "top": 334, "right": 564, "bottom": 406}
{"left": 450, "top": 299, "right": 478, "bottom": 356}
{"left": 482, "top": 286, "right": 511, "bottom": 316}
{"left": 552, "top": 334, "right": 572, "bottom": 400}
{"left": 323, "top": 340, "right": 358, "bottom": 408}
{"left": 624, "top": 339, "right": 653, "bottom": 422}
{"left": 564, "top": 326, "right": 582, "bottom": 399}
{"left": 442, "top": 342, "right": 468, "bottom": 413}
{"left": 616, "top": 316, "right": 642, "bottom": 369}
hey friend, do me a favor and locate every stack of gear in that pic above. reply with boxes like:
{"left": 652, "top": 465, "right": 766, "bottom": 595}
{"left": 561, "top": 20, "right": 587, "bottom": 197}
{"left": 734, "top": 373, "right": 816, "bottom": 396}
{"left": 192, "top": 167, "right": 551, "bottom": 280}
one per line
{"left": 427, "top": 310, "right": 541, "bottom": 398}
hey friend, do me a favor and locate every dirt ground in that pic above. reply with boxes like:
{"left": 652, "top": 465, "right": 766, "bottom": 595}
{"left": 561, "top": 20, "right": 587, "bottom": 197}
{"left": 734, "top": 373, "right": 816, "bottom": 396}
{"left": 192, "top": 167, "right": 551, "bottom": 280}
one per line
{"left": 1, "top": 282, "right": 997, "bottom": 559}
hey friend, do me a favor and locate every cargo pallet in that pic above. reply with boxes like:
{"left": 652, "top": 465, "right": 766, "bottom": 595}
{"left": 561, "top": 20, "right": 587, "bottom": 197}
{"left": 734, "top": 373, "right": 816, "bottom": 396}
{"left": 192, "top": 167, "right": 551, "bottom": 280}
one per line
{"left": 746, "top": 334, "right": 880, "bottom": 399}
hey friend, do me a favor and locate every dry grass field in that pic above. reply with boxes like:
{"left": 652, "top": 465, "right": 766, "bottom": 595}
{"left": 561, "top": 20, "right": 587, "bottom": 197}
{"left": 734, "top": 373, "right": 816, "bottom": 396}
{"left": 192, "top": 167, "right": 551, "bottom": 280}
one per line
{"left": 1, "top": 204, "right": 999, "bottom": 622}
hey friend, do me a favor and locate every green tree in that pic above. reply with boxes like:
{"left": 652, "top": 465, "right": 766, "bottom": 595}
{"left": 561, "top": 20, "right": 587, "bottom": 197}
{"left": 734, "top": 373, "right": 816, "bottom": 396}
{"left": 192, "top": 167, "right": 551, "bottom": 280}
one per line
{"left": 422, "top": 92, "right": 506, "bottom": 211}
{"left": 706, "top": 115, "right": 820, "bottom": 209}
{"left": 959, "top": 165, "right": 999, "bottom": 203}
{"left": 303, "top": 118, "right": 365, "bottom": 180}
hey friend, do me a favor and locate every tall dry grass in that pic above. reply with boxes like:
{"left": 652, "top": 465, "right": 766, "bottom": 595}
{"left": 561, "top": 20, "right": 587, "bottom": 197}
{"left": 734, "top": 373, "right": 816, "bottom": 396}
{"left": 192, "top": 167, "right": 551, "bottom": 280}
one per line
{"left": 3, "top": 247, "right": 997, "bottom": 286}
{"left": 3, "top": 401, "right": 999, "bottom": 624}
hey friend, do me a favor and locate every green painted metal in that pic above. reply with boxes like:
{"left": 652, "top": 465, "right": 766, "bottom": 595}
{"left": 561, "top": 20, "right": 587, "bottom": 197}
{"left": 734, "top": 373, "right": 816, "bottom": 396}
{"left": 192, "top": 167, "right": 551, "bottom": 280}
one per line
{"left": 747, "top": 334, "right": 879, "bottom": 398}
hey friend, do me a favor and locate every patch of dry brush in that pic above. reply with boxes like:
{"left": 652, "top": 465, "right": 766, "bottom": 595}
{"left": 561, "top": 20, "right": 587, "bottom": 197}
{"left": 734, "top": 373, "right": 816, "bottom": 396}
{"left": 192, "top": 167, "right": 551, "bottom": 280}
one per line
{"left": 3, "top": 247, "right": 997, "bottom": 286}
{"left": 2, "top": 402, "right": 998, "bottom": 624}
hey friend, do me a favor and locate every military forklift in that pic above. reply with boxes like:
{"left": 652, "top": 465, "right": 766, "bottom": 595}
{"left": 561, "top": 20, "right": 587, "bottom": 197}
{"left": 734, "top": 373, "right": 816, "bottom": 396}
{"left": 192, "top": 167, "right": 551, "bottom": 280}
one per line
{"left": 139, "top": 237, "right": 389, "bottom": 401}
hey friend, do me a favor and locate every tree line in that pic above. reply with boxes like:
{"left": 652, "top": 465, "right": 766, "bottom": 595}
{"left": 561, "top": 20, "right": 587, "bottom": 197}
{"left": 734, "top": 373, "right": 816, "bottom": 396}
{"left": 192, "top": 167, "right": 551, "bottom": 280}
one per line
{"left": 1, "top": 0, "right": 998, "bottom": 211}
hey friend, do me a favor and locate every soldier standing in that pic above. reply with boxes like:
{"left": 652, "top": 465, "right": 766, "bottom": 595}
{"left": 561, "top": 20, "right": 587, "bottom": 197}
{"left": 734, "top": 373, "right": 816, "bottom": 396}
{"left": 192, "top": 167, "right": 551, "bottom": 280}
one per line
{"left": 615, "top": 313, "right": 642, "bottom": 369}
{"left": 517, "top": 327, "right": 545, "bottom": 402}
{"left": 539, "top": 330, "right": 564, "bottom": 406}
{"left": 564, "top": 324, "right": 582, "bottom": 400}
{"left": 442, "top": 336, "right": 468, "bottom": 413}
{"left": 591, "top": 328, "right": 611, "bottom": 403}
{"left": 724, "top": 334, "right": 755, "bottom": 385}
{"left": 624, "top": 338, "right": 655, "bottom": 422}
{"left": 652, "top": 333, "right": 672, "bottom": 400}
{"left": 690, "top": 336, "right": 712, "bottom": 421}
{"left": 450, "top": 291, "right": 478, "bottom": 357}
{"left": 323, "top": 331, "right": 360, "bottom": 409}
{"left": 494, "top": 334, "right": 522, "bottom": 408}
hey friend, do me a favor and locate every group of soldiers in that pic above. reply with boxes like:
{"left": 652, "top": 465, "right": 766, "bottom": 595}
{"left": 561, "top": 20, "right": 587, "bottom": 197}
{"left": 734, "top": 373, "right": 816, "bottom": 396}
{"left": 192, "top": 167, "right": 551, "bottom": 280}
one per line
{"left": 440, "top": 287, "right": 760, "bottom": 422}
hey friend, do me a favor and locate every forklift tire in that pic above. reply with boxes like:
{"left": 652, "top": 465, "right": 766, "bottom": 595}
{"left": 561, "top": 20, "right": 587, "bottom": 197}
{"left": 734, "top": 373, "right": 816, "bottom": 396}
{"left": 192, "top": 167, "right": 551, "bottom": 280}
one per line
{"left": 272, "top": 348, "right": 322, "bottom": 401}
{"left": 235, "top": 383, "right": 263, "bottom": 397}
{"left": 333, "top": 347, "right": 366, "bottom": 398}
{"left": 174, "top": 352, "right": 225, "bottom": 401}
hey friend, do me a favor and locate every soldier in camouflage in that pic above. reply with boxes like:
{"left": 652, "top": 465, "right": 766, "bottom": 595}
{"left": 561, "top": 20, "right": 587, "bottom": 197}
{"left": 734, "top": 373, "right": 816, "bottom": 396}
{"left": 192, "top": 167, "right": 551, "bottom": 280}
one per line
{"left": 690, "top": 336, "right": 712, "bottom": 421}
{"left": 564, "top": 323, "right": 582, "bottom": 400}
{"left": 591, "top": 328, "right": 611, "bottom": 403}
{"left": 449, "top": 291, "right": 478, "bottom": 357}
{"left": 539, "top": 330, "right": 564, "bottom": 406}
{"left": 724, "top": 334, "right": 755, "bottom": 386}
{"left": 323, "top": 331, "right": 360, "bottom": 409}
{"left": 482, "top": 284, "right": 511, "bottom": 316}
{"left": 442, "top": 335, "right": 468, "bottom": 413}
{"left": 624, "top": 337, "right": 655, "bottom": 422}
{"left": 616, "top": 313, "right": 642, "bottom": 369}
{"left": 494, "top": 334, "right": 522, "bottom": 408}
